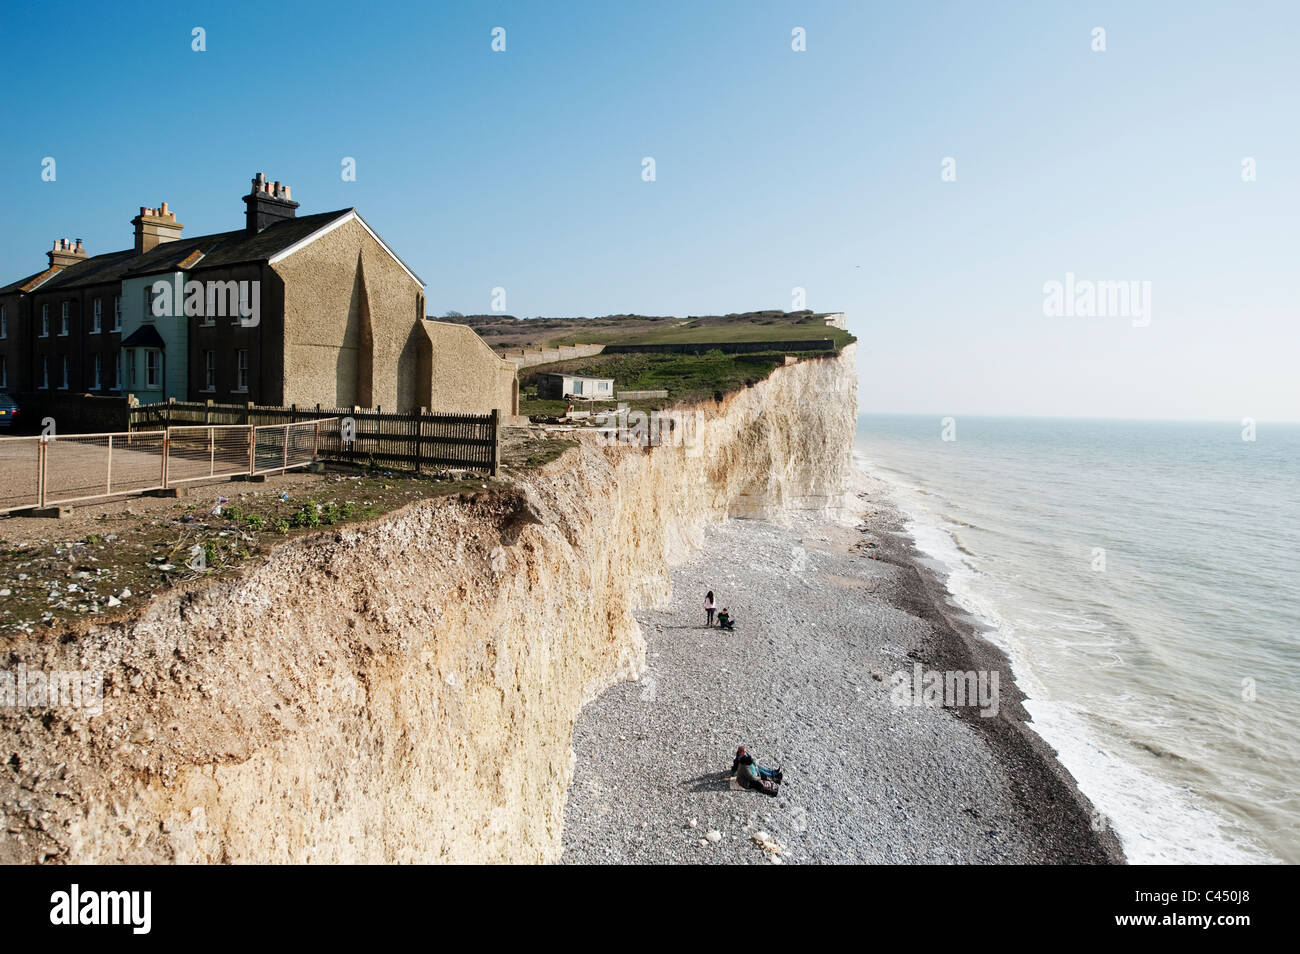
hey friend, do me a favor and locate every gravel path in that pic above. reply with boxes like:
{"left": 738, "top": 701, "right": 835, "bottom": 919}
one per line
{"left": 560, "top": 487, "right": 1122, "bottom": 864}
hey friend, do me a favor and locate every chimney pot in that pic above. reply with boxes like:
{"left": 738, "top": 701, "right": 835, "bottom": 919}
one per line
{"left": 160, "top": 201, "right": 168, "bottom": 214}
{"left": 244, "top": 170, "right": 299, "bottom": 234}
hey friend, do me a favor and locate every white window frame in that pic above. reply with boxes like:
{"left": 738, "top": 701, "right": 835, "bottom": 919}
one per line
{"left": 92, "top": 353, "right": 102, "bottom": 390}
{"left": 235, "top": 349, "right": 249, "bottom": 392}
{"left": 126, "top": 350, "right": 136, "bottom": 388}
{"left": 40, "top": 356, "right": 49, "bottom": 389}
{"left": 145, "top": 349, "right": 161, "bottom": 389}
{"left": 113, "top": 350, "right": 121, "bottom": 391}
{"left": 228, "top": 283, "right": 252, "bottom": 326}
{"left": 59, "top": 301, "right": 69, "bottom": 336}
{"left": 59, "top": 355, "right": 69, "bottom": 390}
{"left": 203, "top": 350, "right": 216, "bottom": 391}
{"left": 0, "top": 303, "right": 7, "bottom": 339}
{"left": 1, "top": 354, "right": 7, "bottom": 388}
{"left": 113, "top": 295, "right": 122, "bottom": 331}
{"left": 41, "top": 304, "right": 49, "bottom": 337}
{"left": 92, "top": 298, "right": 102, "bottom": 334}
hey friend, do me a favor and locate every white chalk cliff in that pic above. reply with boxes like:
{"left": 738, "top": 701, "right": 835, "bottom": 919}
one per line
{"left": 0, "top": 344, "right": 858, "bottom": 863}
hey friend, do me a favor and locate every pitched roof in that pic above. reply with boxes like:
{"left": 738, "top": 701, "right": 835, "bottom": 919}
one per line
{"left": 192, "top": 209, "right": 354, "bottom": 271}
{"left": 28, "top": 208, "right": 358, "bottom": 292}
{"left": 0, "top": 267, "right": 59, "bottom": 296}
{"left": 121, "top": 324, "right": 167, "bottom": 349}
{"left": 33, "top": 249, "right": 140, "bottom": 292}
{"left": 267, "top": 209, "right": 424, "bottom": 286}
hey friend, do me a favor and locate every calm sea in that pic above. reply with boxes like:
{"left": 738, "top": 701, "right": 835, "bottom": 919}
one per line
{"left": 855, "top": 414, "right": 1300, "bottom": 864}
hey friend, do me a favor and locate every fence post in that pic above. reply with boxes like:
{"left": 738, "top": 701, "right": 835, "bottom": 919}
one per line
{"left": 248, "top": 424, "right": 256, "bottom": 475}
{"left": 106, "top": 435, "right": 114, "bottom": 495}
{"left": 37, "top": 437, "right": 47, "bottom": 508}
{"left": 411, "top": 408, "right": 421, "bottom": 474}
{"left": 281, "top": 424, "right": 289, "bottom": 474}
{"left": 161, "top": 430, "right": 170, "bottom": 490}
{"left": 489, "top": 408, "right": 500, "bottom": 477}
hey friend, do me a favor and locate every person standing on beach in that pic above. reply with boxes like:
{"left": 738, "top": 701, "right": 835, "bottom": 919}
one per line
{"left": 704, "top": 591, "right": 716, "bottom": 627}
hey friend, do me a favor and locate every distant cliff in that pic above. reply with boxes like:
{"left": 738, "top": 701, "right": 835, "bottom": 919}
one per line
{"left": 0, "top": 344, "right": 858, "bottom": 863}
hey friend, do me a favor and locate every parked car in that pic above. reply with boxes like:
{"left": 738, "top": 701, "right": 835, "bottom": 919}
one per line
{"left": 0, "top": 393, "right": 21, "bottom": 429}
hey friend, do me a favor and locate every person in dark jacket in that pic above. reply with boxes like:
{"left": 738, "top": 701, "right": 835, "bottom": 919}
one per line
{"left": 717, "top": 608, "right": 735, "bottom": 630}
{"left": 730, "top": 746, "right": 782, "bottom": 796}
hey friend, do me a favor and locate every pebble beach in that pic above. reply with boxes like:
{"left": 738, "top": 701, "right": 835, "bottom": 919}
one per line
{"left": 560, "top": 474, "right": 1124, "bottom": 865}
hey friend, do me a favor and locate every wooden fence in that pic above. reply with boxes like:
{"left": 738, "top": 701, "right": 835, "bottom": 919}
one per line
{"left": 130, "top": 401, "right": 499, "bottom": 476}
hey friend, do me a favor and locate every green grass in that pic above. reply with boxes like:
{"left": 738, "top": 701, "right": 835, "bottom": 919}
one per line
{"left": 519, "top": 350, "right": 799, "bottom": 414}
{"left": 545, "top": 315, "right": 854, "bottom": 349}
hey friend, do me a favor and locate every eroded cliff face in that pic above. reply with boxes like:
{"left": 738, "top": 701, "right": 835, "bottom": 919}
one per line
{"left": 0, "top": 345, "right": 857, "bottom": 864}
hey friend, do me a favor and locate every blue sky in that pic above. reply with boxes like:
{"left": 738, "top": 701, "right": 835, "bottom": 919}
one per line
{"left": 1, "top": 1, "right": 1296, "bottom": 421}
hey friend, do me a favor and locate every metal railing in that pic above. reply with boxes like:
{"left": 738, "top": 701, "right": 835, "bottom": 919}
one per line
{"left": 0, "top": 418, "right": 338, "bottom": 514}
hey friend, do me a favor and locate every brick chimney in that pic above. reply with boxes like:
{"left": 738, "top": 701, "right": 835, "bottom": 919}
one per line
{"left": 47, "top": 237, "right": 88, "bottom": 269}
{"left": 131, "top": 202, "right": 184, "bottom": 254}
{"left": 243, "top": 172, "right": 299, "bottom": 234}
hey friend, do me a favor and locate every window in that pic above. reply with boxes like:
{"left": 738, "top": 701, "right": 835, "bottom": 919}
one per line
{"left": 1, "top": 304, "right": 7, "bottom": 338}
{"left": 92, "top": 298, "right": 102, "bottom": 333}
{"left": 113, "top": 296, "right": 122, "bottom": 331}
{"left": 1, "top": 355, "right": 6, "bottom": 388}
{"left": 60, "top": 301, "right": 69, "bottom": 336}
{"left": 572, "top": 379, "right": 584, "bottom": 395}
{"left": 60, "top": 355, "right": 69, "bottom": 389}
{"left": 40, "top": 356, "right": 49, "bottom": 389}
{"left": 230, "top": 283, "right": 252, "bottom": 325}
{"left": 236, "top": 349, "right": 249, "bottom": 391}
{"left": 145, "top": 350, "right": 160, "bottom": 389}
{"left": 126, "top": 350, "right": 136, "bottom": 388}
{"left": 143, "top": 286, "right": 154, "bottom": 322}
{"left": 41, "top": 304, "right": 49, "bottom": 337}
{"left": 203, "top": 350, "right": 215, "bottom": 390}
{"left": 113, "top": 351, "right": 121, "bottom": 391}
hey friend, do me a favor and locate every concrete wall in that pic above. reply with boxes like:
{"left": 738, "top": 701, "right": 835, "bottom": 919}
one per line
{"left": 500, "top": 343, "right": 604, "bottom": 370}
{"left": 616, "top": 389, "right": 669, "bottom": 400}
{"left": 420, "top": 320, "right": 518, "bottom": 416}
{"left": 272, "top": 217, "right": 425, "bottom": 411}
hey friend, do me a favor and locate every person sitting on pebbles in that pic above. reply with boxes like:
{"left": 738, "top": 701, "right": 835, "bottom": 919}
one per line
{"left": 731, "top": 745, "right": 782, "bottom": 796}
{"left": 717, "top": 607, "right": 735, "bottom": 630}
